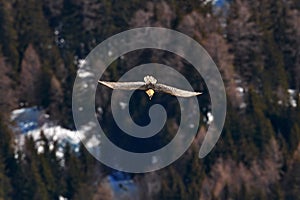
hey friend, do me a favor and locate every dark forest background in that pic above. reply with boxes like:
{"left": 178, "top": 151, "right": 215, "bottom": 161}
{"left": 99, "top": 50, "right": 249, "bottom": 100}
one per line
{"left": 0, "top": 0, "right": 300, "bottom": 199}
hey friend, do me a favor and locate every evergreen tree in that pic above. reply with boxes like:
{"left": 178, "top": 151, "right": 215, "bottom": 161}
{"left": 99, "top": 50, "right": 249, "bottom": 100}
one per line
{"left": 0, "top": 115, "right": 19, "bottom": 199}
{"left": 226, "top": 0, "right": 263, "bottom": 85}
{"left": 158, "top": 167, "right": 186, "bottom": 199}
{"left": 290, "top": 124, "right": 300, "bottom": 152}
{"left": 32, "top": 159, "right": 50, "bottom": 200}
{"left": 63, "top": 143, "right": 83, "bottom": 199}
{"left": 247, "top": 88, "right": 274, "bottom": 152}
{"left": 21, "top": 136, "right": 49, "bottom": 200}
{"left": 184, "top": 148, "right": 204, "bottom": 199}
{"left": 0, "top": 154, "right": 12, "bottom": 200}
{"left": 60, "top": 0, "right": 84, "bottom": 54}
{"left": 14, "top": 0, "right": 52, "bottom": 54}
{"left": 38, "top": 132, "right": 60, "bottom": 199}
{"left": 0, "top": 0, "right": 19, "bottom": 67}
{"left": 284, "top": 156, "right": 300, "bottom": 199}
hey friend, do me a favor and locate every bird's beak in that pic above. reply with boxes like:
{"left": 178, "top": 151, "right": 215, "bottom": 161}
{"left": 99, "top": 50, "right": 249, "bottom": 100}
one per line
{"left": 146, "top": 89, "right": 154, "bottom": 100}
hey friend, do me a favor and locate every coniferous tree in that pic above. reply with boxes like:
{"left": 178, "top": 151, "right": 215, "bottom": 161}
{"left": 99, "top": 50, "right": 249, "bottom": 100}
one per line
{"left": 247, "top": 88, "right": 274, "bottom": 152}
{"left": 226, "top": 0, "right": 263, "bottom": 85}
{"left": 0, "top": 154, "right": 12, "bottom": 200}
{"left": 0, "top": 0, "right": 19, "bottom": 67}
{"left": 14, "top": 0, "right": 52, "bottom": 55}
{"left": 63, "top": 143, "right": 83, "bottom": 199}
{"left": 39, "top": 132, "right": 59, "bottom": 199}
{"left": 22, "top": 136, "right": 49, "bottom": 200}
{"left": 284, "top": 156, "right": 300, "bottom": 200}
{"left": 184, "top": 148, "right": 204, "bottom": 199}
{"left": 290, "top": 124, "right": 300, "bottom": 152}
{"left": 158, "top": 166, "right": 186, "bottom": 200}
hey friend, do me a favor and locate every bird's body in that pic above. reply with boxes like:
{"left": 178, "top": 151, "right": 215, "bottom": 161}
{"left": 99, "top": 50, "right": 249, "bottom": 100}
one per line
{"left": 99, "top": 75, "right": 202, "bottom": 100}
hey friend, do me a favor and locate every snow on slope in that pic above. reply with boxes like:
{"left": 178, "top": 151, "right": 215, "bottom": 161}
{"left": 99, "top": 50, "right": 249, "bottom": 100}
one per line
{"left": 10, "top": 107, "right": 98, "bottom": 158}
{"left": 11, "top": 106, "right": 139, "bottom": 197}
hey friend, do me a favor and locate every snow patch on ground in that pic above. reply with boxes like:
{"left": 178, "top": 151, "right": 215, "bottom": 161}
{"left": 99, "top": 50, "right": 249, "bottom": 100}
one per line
{"left": 107, "top": 171, "right": 138, "bottom": 200}
{"left": 10, "top": 107, "right": 100, "bottom": 158}
{"left": 287, "top": 89, "right": 298, "bottom": 107}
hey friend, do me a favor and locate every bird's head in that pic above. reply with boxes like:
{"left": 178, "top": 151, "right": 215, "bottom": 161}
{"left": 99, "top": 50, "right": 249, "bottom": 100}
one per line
{"left": 144, "top": 75, "right": 157, "bottom": 85}
{"left": 145, "top": 89, "right": 155, "bottom": 100}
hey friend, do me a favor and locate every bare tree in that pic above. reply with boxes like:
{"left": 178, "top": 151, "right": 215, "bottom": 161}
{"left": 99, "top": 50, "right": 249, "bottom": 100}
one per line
{"left": 19, "top": 44, "right": 43, "bottom": 106}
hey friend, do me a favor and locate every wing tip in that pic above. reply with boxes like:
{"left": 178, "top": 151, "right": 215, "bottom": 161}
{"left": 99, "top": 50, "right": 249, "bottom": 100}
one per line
{"left": 187, "top": 91, "right": 202, "bottom": 97}
{"left": 98, "top": 80, "right": 113, "bottom": 89}
{"left": 98, "top": 80, "right": 106, "bottom": 85}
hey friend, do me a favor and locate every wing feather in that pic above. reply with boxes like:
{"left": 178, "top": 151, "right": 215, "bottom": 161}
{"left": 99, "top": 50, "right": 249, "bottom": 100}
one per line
{"left": 155, "top": 83, "right": 202, "bottom": 97}
{"left": 98, "top": 81, "right": 146, "bottom": 90}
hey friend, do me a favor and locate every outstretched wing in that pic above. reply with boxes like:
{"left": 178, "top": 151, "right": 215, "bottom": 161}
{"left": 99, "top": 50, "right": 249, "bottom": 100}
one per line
{"left": 99, "top": 81, "right": 146, "bottom": 90}
{"left": 155, "top": 83, "right": 202, "bottom": 97}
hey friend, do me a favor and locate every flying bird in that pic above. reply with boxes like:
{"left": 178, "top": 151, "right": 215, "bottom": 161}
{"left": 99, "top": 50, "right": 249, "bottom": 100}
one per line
{"left": 98, "top": 75, "right": 202, "bottom": 100}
